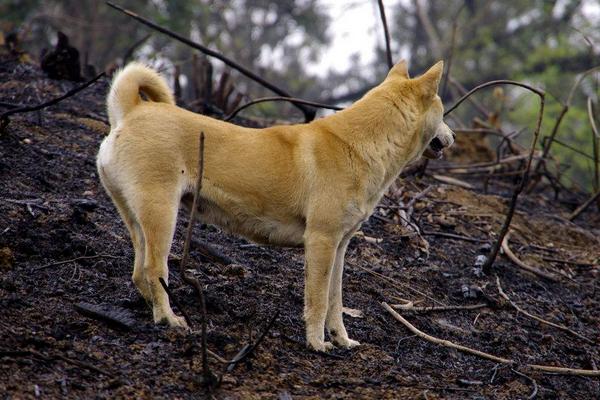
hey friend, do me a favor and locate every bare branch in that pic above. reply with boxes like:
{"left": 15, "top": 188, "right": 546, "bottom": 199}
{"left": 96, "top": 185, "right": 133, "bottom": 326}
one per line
{"left": 382, "top": 302, "right": 600, "bottom": 377}
{"left": 376, "top": 0, "right": 393, "bottom": 70}
{"left": 224, "top": 96, "right": 342, "bottom": 122}
{"left": 0, "top": 72, "right": 105, "bottom": 132}
{"left": 495, "top": 276, "right": 594, "bottom": 344}
{"left": 106, "top": 2, "right": 317, "bottom": 122}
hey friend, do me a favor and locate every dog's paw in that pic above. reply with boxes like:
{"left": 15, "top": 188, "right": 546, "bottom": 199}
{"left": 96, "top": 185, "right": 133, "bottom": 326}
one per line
{"left": 168, "top": 315, "right": 189, "bottom": 330}
{"left": 308, "top": 339, "right": 335, "bottom": 352}
{"left": 154, "top": 309, "right": 189, "bottom": 330}
{"left": 333, "top": 336, "right": 360, "bottom": 349}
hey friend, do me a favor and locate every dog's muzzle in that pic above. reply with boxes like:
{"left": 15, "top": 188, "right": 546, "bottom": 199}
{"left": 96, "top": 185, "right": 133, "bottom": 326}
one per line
{"left": 423, "top": 124, "right": 455, "bottom": 160}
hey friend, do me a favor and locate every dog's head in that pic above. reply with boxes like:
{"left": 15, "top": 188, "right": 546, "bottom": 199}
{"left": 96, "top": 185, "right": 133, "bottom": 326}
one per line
{"left": 386, "top": 60, "right": 455, "bottom": 160}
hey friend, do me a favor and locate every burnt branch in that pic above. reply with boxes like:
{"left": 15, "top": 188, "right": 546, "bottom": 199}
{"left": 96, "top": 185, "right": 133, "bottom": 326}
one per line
{"left": 224, "top": 96, "right": 343, "bottom": 122}
{"left": 0, "top": 72, "right": 105, "bottom": 133}
{"left": 106, "top": 1, "right": 317, "bottom": 122}
{"left": 376, "top": 0, "right": 393, "bottom": 70}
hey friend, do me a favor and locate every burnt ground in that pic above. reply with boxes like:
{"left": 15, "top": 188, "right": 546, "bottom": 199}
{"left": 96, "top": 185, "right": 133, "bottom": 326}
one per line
{"left": 0, "top": 57, "right": 599, "bottom": 400}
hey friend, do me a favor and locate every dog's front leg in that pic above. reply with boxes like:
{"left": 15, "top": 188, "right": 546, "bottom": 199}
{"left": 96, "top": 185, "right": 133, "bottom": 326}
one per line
{"left": 304, "top": 230, "right": 339, "bottom": 352}
{"left": 325, "top": 235, "right": 360, "bottom": 348}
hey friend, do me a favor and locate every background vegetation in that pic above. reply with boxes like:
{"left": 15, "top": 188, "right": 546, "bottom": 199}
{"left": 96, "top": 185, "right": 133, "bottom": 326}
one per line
{"left": 1, "top": 0, "right": 598, "bottom": 190}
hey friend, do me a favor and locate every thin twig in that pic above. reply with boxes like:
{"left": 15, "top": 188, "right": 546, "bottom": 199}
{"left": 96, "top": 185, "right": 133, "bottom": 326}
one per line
{"left": 568, "top": 188, "right": 600, "bottom": 221}
{"left": 106, "top": 1, "right": 317, "bottom": 122}
{"left": 422, "top": 230, "right": 486, "bottom": 243}
{"left": 1, "top": 348, "right": 115, "bottom": 378}
{"left": 495, "top": 276, "right": 593, "bottom": 344}
{"left": 376, "top": 0, "right": 393, "bottom": 70}
{"left": 122, "top": 33, "right": 152, "bottom": 64}
{"left": 35, "top": 254, "right": 122, "bottom": 270}
{"left": 223, "top": 310, "right": 279, "bottom": 373}
{"left": 351, "top": 262, "right": 446, "bottom": 306}
{"left": 391, "top": 303, "right": 487, "bottom": 313}
{"left": 500, "top": 231, "right": 560, "bottom": 282}
{"left": 541, "top": 256, "right": 597, "bottom": 267}
{"left": 224, "top": 96, "right": 342, "bottom": 122}
{"left": 588, "top": 98, "right": 599, "bottom": 193}
{"left": 382, "top": 302, "right": 600, "bottom": 376}
{"left": 158, "top": 277, "right": 193, "bottom": 328}
{"left": 0, "top": 72, "right": 105, "bottom": 132}
{"left": 440, "top": 6, "right": 463, "bottom": 98}
{"left": 510, "top": 368, "right": 539, "bottom": 400}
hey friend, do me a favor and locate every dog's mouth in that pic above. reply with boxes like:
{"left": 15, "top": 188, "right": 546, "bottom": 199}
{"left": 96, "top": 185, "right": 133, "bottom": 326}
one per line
{"left": 423, "top": 137, "right": 446, "bottom": 159}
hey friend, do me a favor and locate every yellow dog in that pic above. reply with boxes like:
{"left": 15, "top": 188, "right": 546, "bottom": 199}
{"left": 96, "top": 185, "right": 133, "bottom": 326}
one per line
{"left": 97, "top": 60, "right": 454, "bottom": 351}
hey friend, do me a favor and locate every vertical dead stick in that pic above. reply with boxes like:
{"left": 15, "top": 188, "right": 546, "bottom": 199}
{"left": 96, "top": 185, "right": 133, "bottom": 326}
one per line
{"left": 443, "top": 81, "right": 546, "bottom": 273}
{"left": 382, "top": 302, "right": 600, "bottom": 376}
{"left": 177, "top": 132, "right": 216, "bottom": 388}
{"left": 588, "top": 98, "right": 599, "bottom": 195}
{"left": 376, "top": 0, "right": 393, "bottom": 70}
{"left": 496, "top": 276, "right": 593, "bottom": 344}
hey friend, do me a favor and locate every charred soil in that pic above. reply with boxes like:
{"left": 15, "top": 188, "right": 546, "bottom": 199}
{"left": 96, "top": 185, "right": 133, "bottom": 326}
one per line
{"left": 1, "top": 58, "right": 599, "bottom": 399}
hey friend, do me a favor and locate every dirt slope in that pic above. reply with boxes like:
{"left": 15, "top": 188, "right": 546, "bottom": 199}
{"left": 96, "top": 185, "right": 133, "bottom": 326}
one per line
{"left": 1, "top": 58, "right": 599, "bottom": 399}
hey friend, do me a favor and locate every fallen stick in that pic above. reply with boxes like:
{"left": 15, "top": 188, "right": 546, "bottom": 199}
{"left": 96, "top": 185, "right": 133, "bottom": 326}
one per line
{"left": 501, "top": 231, "right": 561, "bottom": 282}
{"left": 392, "top": 303, "right": 488, "bottom": 313}
{"left": 495, "top": 276, "right": 594, "bottom": 344}
{"left": 430, "top": 174, "right": 473, "bottom": 189}
{"left": 35, "top": 254, "right": 121, "bottom": 270}
{"left": 568, "top": 188, "right": 600, "bottom": 221}
{"left": 74, "top": 302, "right": 136, "bottom": 331}
{"left": 0, "top": 72, "right": 105, "bottom": 132}
{"left": 422, "top": 230, "right": 486, "bottom": 243}
{"left": 382, "top": 302, "right": 600, "bottom": 377}
{"left": 191, "top": 238, "right": 234, "bottom": 265}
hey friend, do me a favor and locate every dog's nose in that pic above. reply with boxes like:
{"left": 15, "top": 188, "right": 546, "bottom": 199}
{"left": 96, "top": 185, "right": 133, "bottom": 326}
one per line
{"left": 430, "top": 137, "right": 444, "bottom": 152}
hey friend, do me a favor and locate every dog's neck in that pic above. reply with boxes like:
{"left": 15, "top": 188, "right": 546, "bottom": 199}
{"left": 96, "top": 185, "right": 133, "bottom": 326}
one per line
{"left": 314, "top": 82, "right": 427, "bottom": 183}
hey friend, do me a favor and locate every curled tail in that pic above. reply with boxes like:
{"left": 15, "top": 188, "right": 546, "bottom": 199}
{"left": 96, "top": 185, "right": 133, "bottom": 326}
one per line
{"left": 106, "top": 62, "right": 174, "bottom": 127}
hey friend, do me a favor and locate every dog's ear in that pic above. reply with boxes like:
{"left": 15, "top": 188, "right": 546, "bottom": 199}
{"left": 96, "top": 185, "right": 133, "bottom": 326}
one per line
{"left": 416, "top": 61, "right": 444, "bottom": 103}
{"left": 387, "top": 59, "right": 409, "bottom": 79}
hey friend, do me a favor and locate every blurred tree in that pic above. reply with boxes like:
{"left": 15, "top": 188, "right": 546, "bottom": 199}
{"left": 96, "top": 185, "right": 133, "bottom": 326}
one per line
{"left": 1, "top": 0, "right": 329, "bottom": 102}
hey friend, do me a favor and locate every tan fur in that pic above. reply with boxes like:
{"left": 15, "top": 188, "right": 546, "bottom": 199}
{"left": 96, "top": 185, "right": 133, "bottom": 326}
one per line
{"left": 97, "top": 60, "right": 454, "bottom": 351}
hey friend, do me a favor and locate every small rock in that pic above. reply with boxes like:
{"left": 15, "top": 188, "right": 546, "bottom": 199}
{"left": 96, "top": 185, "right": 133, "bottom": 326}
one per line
{"left": 0, "top": 247, "right": 15, "bottom": 269}
{"left": 478, "top": 243, "right": 492, "bottom": 253}
{"left": 474, "top": 254, "right": 487, "bottom": 267}
{"left": 461, "top": 284, "right": 481, "bottom": 299}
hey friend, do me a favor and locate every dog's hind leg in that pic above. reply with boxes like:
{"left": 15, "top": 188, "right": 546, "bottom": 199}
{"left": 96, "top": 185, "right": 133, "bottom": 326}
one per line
{"left": 325, "top": 234, "right": 360, "bottom": 349}
{"left": 133, "top": 189, "right": 188, "bottom": 329}
{"left": 98, "top": 169, "right": 151, "bottom": 302}
{"left": 110, "top": 189, "right": 150, "bottom": 302}
{"left": 303, "top": 229, "right": 341, "bottom": 352}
